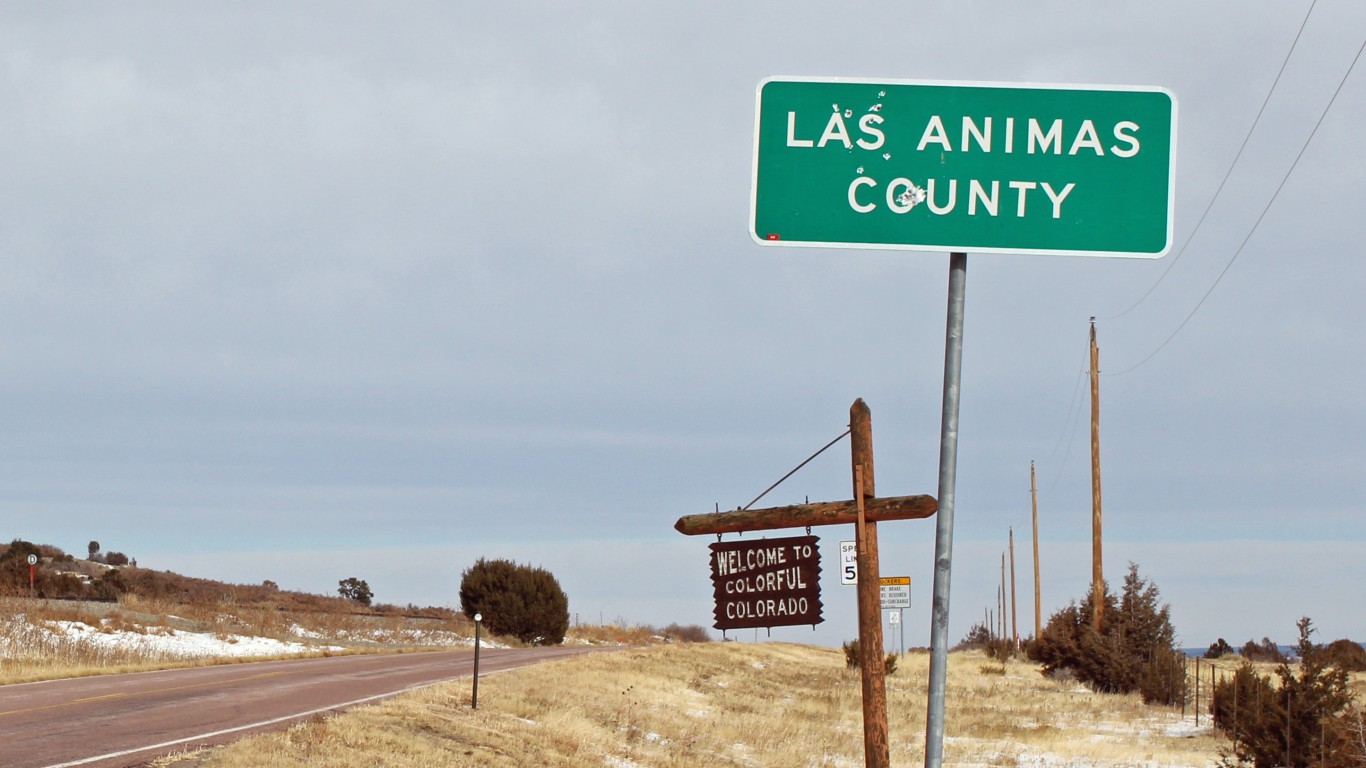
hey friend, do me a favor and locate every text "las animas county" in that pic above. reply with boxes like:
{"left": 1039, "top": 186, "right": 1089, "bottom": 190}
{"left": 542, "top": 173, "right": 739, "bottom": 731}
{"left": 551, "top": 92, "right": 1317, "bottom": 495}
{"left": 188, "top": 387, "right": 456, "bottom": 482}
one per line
{"left": 786, "top": 110, "right": 1147, "bottom": 218}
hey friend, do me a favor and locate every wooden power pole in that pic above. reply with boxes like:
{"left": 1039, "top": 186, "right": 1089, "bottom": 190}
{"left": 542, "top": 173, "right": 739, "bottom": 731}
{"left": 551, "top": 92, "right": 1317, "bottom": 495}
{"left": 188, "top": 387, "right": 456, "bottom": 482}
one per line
{"left": 1089, "top": 318, "right": 1104, "bottom": 631}
{"left": 999, "top": 553, "right": 1006, "bottom": 647}
{"left": 1030, "top": 461, "right": 1041, "bottom": 640}
{"left": 850, "top": 400, "right": 889, "bottom": 768}
{"left": 673, "top": 399, "right": 938, "bottom": 768}
{"left": 1009, "top": 527, "right": 1018, "bottom": 653}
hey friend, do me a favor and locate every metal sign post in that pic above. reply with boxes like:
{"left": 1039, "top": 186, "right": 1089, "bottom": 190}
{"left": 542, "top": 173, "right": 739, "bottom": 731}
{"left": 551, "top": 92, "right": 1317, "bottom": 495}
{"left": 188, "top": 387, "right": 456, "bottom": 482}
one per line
{"left": 925, "top": 252, "right": 967, "bottom": 768}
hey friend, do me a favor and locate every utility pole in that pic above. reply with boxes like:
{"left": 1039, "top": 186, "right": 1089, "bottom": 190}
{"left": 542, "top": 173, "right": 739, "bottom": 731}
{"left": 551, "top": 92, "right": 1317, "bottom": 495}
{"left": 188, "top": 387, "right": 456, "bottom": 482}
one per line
{"left": 674, "top": 400, "right": 933, "bottom": 768}
{"left": 1008, "top": 527, "right": 1018, "bottom": 653}
{"left": 1089, "top": 318, "right": 1104, "bottom": 631}
{"left": 1030, "top": 461, "right": 1041, "bottom": 640}
{"left": 999, "top": 554, "right": 1007, "bottom": 647}
{"left": 850, "top": 400, "right": 889, "bottom": 768}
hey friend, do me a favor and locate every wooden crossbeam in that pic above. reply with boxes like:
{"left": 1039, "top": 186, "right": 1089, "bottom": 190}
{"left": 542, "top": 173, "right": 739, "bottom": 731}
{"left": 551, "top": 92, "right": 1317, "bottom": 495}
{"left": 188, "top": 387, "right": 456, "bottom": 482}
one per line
{"left": 674, "top": 494, "right": 936, "bottom": 536}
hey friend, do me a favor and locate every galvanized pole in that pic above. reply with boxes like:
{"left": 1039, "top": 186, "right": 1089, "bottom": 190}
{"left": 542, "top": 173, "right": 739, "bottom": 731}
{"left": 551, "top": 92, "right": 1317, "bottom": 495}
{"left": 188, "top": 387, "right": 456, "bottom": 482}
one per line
{"left": 899, "top": 608, "right": 905, "bottom": 658}
{"left": 925, "top": 252, "right": 967, "bottom": 768}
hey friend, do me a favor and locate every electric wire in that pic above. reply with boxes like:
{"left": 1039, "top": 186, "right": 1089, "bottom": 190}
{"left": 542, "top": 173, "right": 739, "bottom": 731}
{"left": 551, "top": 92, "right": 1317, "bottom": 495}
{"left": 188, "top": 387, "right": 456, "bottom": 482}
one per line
{"left": 738, "top": 428, "right": 850, "bottom": 512}
{"left": 1099, "top": 0, "right": 1318, "bottom": 322}
{"left": 1042, "top": 346, "right": 1090, "bottom": 496}
{"left": 1107, "top": 33, "right": 1366, "bottom": 377}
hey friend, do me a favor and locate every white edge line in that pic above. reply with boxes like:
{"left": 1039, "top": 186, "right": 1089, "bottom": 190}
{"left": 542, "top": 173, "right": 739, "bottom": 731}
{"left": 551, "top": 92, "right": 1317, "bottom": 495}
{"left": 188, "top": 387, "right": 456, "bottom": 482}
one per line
{"left": 39, "top": 674, "right": 487, "bottom": 768}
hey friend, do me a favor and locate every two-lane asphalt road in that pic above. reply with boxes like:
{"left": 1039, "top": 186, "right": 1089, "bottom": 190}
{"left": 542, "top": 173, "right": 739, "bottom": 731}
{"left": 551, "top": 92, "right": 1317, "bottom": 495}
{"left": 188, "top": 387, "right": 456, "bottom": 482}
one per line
{"left": 0, "top": 646, "right": 605, "bottom": 768}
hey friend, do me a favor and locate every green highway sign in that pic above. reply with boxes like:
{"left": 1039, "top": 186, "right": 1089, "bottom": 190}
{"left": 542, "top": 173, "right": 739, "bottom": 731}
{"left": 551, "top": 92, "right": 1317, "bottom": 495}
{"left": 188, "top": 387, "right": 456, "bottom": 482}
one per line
{"left": 750, "top": 77, "right": 1177, "bottom": 257}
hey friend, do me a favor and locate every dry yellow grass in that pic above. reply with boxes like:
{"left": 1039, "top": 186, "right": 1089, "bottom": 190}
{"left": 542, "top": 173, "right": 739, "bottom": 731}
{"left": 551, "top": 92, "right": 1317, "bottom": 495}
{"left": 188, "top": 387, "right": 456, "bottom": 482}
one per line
{"left": 0, "top": 597, "right": 476, "bottom": 684}
{"left": 154, "top": 643, "right": 1227, "bottom": 768}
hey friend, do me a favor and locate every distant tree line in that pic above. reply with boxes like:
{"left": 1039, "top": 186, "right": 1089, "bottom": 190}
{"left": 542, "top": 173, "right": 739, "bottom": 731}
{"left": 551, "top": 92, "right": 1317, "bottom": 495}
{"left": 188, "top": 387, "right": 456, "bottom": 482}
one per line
{"left": 85, "top": 540, "right": 133, "bottom": 566}
{"left": 1206, "top": 633, "right": 1366, "bottom": 671}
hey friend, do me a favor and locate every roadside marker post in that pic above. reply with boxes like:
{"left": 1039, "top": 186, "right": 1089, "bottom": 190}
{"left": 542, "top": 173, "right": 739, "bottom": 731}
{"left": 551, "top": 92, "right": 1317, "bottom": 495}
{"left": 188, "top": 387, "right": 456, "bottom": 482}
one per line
{"left": 471, "top": 613, "right": 482, "bottom": 710}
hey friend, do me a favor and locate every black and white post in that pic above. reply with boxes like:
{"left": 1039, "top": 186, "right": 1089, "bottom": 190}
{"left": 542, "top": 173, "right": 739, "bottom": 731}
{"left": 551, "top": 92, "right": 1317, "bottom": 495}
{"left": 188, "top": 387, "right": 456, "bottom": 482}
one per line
{"left": 471, "top": 613, "right": 482, "bottom": 710}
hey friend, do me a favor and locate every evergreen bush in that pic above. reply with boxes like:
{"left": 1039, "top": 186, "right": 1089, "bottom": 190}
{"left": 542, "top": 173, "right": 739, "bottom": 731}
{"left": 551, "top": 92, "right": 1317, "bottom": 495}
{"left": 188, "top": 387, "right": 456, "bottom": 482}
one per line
{"left": 1027, "top": 562, "right": 1186, "bottom": 705}
{"left": 1213, "top": 618, "right": 1359, "bottom": 768}
{"left": 841, "top": 639, "right": 898, "bottom": 675}
{"left": 337, "top": 577, "right": 374, "bottom": 606}
{"left": 1323, "top": 638, "right": 1366, "bottom": 673}
{"left": 459, "top": 558, "right": 569, "bottom": 646}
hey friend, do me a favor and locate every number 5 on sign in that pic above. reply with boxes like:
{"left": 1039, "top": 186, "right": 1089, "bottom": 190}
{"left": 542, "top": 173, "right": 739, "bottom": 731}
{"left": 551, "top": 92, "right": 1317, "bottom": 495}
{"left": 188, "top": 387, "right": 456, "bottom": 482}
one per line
{"left": 840, "top": 540, "right": 857, "bottom": 585}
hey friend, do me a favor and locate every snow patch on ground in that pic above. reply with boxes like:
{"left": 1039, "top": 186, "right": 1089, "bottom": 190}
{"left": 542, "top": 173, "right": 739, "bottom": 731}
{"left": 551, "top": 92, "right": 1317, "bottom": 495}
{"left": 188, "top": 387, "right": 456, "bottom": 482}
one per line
{"left": 285, "top": 622, "right": 508, "bottom": 649}
{"left": 4, "top": 613, "right": 513, "bottom": 662}
{"left": 52, "top": 620, "right": 339, "bottom": 658}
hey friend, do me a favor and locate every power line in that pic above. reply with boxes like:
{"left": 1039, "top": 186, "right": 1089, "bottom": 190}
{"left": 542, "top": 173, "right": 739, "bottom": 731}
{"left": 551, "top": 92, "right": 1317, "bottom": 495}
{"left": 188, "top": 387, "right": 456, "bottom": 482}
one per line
{"left": 1100, "top": 0, "right": 1319, "bottom": 322}
{"left": 1108, "top": 31, "right": 1365, "bottom": 377}
{"left": 1042, "top": 344, "right": 1089, "bottom": 496}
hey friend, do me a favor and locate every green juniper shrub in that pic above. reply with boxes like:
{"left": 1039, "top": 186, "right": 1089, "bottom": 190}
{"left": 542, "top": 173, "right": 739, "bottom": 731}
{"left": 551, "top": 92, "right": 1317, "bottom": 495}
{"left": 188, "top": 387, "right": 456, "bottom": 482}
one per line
{"left": 1027, "top": 562, "right": 1186, "bottom": 706}
{"left": 460, "top": 558, "right": 570, "bottom": 646}
{"left": 1213, "top": 618, "right": 1358, "bottom": 768}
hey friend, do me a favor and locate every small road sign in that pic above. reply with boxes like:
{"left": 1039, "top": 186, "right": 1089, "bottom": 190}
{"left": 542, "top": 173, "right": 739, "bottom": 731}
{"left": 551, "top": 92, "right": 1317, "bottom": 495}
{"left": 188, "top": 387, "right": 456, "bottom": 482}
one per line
{"left": 879, "top": 576, "right": 910, "bottom": 609}
{"left": 840, "top": 540, "right": 857, "bottom": 585}
{"left": 26, "top": 554, "right": 38, "bottom": 565}
{"left": 751, "top": 77, "right": 1177, "bottom": 257}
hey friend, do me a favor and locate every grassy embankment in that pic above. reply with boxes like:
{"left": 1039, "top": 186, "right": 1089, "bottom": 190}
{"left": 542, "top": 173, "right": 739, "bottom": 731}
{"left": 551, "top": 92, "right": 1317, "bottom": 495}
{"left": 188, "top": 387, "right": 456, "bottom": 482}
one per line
{"left": 0, "top": 596, "right": 449, "bottom": 682}
{"left": 151, "top": 643, "right": 1230, "bottom": 768}
{"left": 0, "top": 595, "right": 654, "bottom": 685}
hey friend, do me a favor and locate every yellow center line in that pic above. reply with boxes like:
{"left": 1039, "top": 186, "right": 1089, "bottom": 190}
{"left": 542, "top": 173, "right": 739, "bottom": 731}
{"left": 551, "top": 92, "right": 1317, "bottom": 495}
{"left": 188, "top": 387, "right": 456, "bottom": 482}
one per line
{"left": 0, "top": 670, "right": 289, "bottom": 718}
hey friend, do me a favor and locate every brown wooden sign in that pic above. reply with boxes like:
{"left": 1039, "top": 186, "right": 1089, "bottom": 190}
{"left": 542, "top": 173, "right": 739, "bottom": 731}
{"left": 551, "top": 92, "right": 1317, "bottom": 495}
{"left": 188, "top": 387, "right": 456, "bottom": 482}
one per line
{"left": 710, "top": 535, "right": 822, "bottom": 631}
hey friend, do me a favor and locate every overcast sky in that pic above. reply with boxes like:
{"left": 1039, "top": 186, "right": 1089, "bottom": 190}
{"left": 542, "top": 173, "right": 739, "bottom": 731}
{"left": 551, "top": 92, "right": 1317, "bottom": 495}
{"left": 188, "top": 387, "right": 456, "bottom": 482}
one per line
{"left": 2, "top": 2, "right": 1363, "bottom": 650}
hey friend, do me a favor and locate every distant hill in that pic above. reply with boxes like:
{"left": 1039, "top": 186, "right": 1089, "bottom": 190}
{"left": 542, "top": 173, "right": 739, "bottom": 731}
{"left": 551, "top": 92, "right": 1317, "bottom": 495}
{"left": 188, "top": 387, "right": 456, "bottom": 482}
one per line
{"left": 1, "top": 538, "right": 455, "bottom": 620}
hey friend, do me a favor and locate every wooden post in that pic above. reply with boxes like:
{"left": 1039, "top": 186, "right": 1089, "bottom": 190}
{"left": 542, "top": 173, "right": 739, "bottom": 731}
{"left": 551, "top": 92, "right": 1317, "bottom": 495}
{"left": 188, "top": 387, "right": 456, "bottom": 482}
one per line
{"left": 1030, "top": 461, "right": 1041, "bottom": 640}
{"left": 1009, "top": 527, "right": 1018, "bottom": 653}
{"left": 672, "top": 399, "right": 937, "bottom": 768}
{"left": 1196, "top": 650, "right": 1207, "bottom": 721}
{"left": 674, "top": 495, "right": 935, "bottom": 536}
{"left": 1089, "top": 319, "right": 1104, "bottom": 631}
{"left": 851, "top": 399, "right": 889, "bottom": 768}
{"left": 999, "top": 554, "right": 1006, "bottom": 648}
